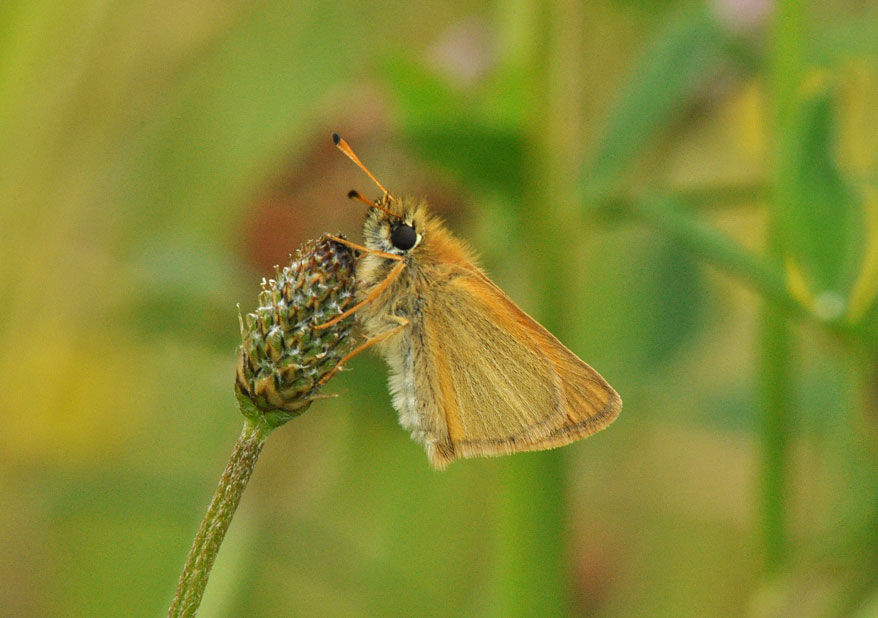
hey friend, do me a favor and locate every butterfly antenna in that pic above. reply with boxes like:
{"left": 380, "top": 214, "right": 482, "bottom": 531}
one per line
{"left": 347, "top": 189, "right": 375, "bottom": 207}
{"left": 332, "top": 133, "right": 395, "bottom": 201}
{"left": 347, "top": 189, "right": 401, "bottom": 219}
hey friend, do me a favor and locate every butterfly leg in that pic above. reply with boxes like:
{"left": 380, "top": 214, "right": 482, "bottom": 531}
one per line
{"left": 313, "top": 259, "right": 407, "bottom": 330}
{"left": 316, "top": 315, "right": 409, "bottom": 387}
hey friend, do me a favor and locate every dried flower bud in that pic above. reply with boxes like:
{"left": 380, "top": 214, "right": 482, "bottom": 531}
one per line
{"left": 236, "top": 235, "right": 358, "bottom": 426}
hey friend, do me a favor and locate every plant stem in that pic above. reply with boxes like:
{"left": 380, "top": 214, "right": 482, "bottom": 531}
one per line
{"left": 758, "top": 292, "right": 792, "bottom": 572}
{"left": 624, "top": 193, "right": 878, "bottom": 349}
{"left": 490, "top": 0, "right": 576, "bottom": 615}
{"left": 167, "top": 418, "right": 271, "bottom": 618}
{"left": 593, "top": 182, "right": 769, "bottom": 222}
{"left": 627, "top": 194, "right": 799, "bottom": 311}
{"left": 757, "top": 0, "right": 804, "bottom": 574}
{"left": 493, "top": 454, "right": 565, "bottom": 617}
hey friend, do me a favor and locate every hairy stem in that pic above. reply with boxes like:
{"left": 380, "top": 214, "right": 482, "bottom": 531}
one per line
{"left": 167, "top": 418, "right": 271, "bottom": 617}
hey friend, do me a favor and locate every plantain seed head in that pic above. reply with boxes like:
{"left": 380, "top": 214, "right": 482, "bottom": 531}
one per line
{"left": 236, "top": 235, "right": 358, "bottom": 427}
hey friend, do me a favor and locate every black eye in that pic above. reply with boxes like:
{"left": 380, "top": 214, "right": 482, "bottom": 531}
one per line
{"left": 390, "top": 224, "right": 417, "bottom": 250}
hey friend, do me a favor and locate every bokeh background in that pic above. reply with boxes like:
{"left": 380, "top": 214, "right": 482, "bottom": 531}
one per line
{"left": 1, "top": 0, "right": 876, "bottom": 616}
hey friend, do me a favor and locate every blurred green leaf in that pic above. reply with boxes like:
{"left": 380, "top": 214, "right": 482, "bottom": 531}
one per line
{"left": 382, "top": 56, "right": 474, "bottom": 124}
{"left": 382, "top": 55, "right": 526, "bottom": 197}
{"left": 851, "top": 586, "right": 878, "bottom": 618}
{"left": 584, "top": 233, "right": 705, "bottom": 373}
{"left": 580, "top": 4, "right": 728, "bottom": 203}
{"left": 779, "top": 80, "right": 865, "bottom": 298}
{"left": 858, "top": 297, "right": 878, "bottom": 339}
{"left": 646, "top": 239, "right": 706, "bottom": 363}
{"left": 405, "top": 122, "right": 525, "bottom": 196}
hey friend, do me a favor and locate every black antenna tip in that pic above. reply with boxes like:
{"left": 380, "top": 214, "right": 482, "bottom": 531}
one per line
{"left": 331, "top": 132, "right": 341, "bottom": 145}
{"left": 347, "top": 190, "right": 358, "bottom": 199}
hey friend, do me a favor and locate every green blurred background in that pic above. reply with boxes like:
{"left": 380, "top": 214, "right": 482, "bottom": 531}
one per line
{"left": 1, "top": 0, "right": 876, "bottom": 616}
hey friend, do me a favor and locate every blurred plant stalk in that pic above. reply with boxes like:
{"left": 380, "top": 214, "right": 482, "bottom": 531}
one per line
{"left": 491, "top": 0, "right": 585, "bottom": 615}
{"left": 759, "top": 0, "right": 804, "bottom": 575}
{"left": 167, "top": 236, "right": 357, "bottom": 617}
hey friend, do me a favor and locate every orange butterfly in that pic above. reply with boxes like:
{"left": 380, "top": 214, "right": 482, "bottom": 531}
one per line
{"left": 319, "top": 133, "right": 621, "bottom": 469}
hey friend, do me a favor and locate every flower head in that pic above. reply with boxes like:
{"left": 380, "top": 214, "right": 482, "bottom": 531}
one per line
{"left": 236, "top": 235, "right": 357, "bottom": 426}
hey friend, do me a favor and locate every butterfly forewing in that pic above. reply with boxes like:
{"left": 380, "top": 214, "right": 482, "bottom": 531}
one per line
{"left": 418, "top": 268, "right": 621, "bottom": 467}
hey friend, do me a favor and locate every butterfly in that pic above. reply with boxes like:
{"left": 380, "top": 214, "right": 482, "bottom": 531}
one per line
{"left": 318, "top": 133, "right": 621, "bottom": 469}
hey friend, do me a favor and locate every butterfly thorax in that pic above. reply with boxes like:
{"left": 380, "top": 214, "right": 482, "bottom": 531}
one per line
{"left": 355, "top": 197, "right": 482, "bottom": 449}
{"left": 356, "top": 196, "right": 479, "bottom": 334}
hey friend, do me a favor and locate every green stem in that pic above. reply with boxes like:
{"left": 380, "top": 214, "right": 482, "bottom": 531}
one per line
{"left": 624, "top": 193, "right": 878, "bottom": 349}
{"left": 593, "top": 182, "right": 769, "bottom": 222}
{"left": 626, "top": 194, "right": 800, "bottom": 313}
{"left": 490, "top": 0, "right": 576, "bottom": 615}
{"left": 167, "top": 417, "right": 271, "bottom": 617}
{"left": 758, "top": 294, "right": 792, "bottom": 572}
{"left": 758, "top": 0, "right": 804, "bottom": 574}
{"left": 493, "top": 454, "right": 566, "bottom": 617}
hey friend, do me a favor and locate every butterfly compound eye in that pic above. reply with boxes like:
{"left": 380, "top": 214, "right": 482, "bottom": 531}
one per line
{"left": 390, "top": 224, "right": 417, "bottom": 250}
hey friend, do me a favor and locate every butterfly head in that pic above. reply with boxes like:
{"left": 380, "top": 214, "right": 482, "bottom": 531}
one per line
{"left": 362, "top": 194, "right": 426, "bottom": 257}
{"left": 331, "top": 133, "right": 467, "bottom": 266}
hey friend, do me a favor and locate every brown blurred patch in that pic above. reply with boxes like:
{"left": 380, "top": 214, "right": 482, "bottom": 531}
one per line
{"left": 571, "top": 524, "right": 623, "bottom": 616}
{"left": 239, "top": 121, "right": 377, "bottom": 272}
{"left": 237, "top": 95, "right": 467, "bottom": 273}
